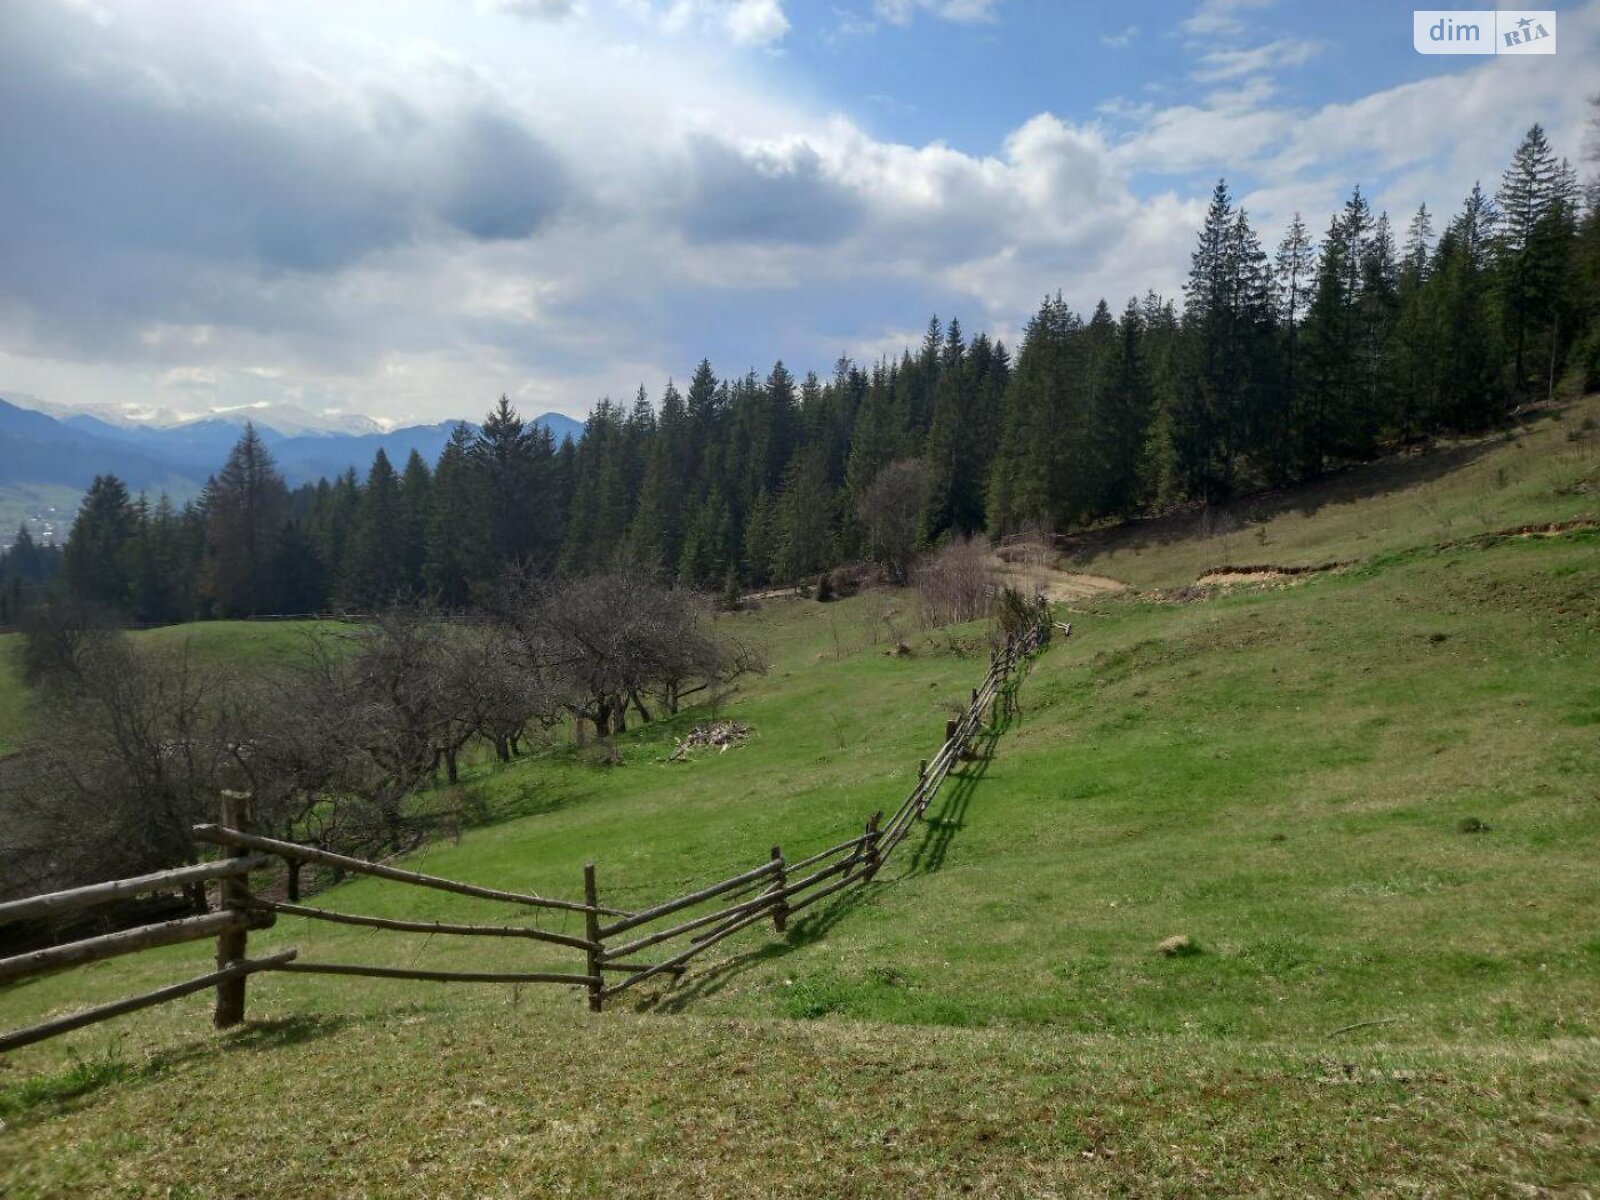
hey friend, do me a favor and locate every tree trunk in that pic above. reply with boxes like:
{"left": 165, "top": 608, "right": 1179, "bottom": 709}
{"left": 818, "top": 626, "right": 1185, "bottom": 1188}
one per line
{"left": 286, "top": 859, "right": 302, "bottom": 903}
{"left": 445, "top": 746, "right": 460, "bottom": 784}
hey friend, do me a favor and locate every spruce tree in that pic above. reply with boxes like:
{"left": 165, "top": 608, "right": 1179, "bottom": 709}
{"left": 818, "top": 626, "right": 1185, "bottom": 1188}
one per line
{"left": 626, "top": 381, "right": 689, "bottom": 576}
{"left": 846, "top": 359, "right": 906, "bottom": 506}
{"left": 678, "top": 489, "right": 734, "bottom": 589}
{"left": 471, "top": 396, "right": 539, "bottom": 569}
{"left": 1433, "top": 184, "right": 1504, "bottom": 429}
{"left": 1176, "top": 183, "right": 1273, "bottom": 498}
{"left": 341, "top": 449, "right": 405, "bottom": 608}
{"left": 1496, "top": 124, "right": 1580, "bottom": 397}
{"left": 424, "top": 424, "right": 480, "bottom": 606}
{"left": 206, "top": 424, "right": 289, "bottom": 616}
{"left": 740, "top": 489, "right": 776, "bottom": 587}
{"left": 64, "top": 475, "right": 136, "bottom": 610}
{"left": 770, "top": 451, "right": 833, "bottom": 584}
{"left": 1272, "top": 214, "right": 1315, "bottom": 481}
{"left": 1392, "top": 205, "right": 1441, "bottom": 438}
{"left": 272, "top": 519, "right": 328, "bottom": 614}
{"left": 1096, "top": 298, "right": 1156, "bottom": 515}
{"left": 399, "top": 449, "right": 432, "bottom": 595}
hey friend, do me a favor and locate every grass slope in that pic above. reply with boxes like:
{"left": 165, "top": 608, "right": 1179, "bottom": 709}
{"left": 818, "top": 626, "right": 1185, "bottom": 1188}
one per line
{"left": 1072, "top": 394, "right": 1600, "bottom": 588}
{"left": 1, "top": 402, "right": 1598, "bottom": 1195}
{"left": 0, "top": 620, "right": 351, "bottom": 756}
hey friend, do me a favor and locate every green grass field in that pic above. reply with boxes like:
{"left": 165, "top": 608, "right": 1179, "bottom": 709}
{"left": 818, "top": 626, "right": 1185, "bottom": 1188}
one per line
{"left": 0, "top": 401, "right": 1597, "bottom": 1196}
{"left": 1071, "top": 394, "right": 1600, "bottom": 589}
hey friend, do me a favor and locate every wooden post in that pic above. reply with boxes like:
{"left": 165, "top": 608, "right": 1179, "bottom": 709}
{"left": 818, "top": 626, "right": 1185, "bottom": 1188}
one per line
{"left": 770, "top": 845, "right": 788, "bottom": 934}
{"left": 916, "top": 759, "right": 929, "bottom": 817}
{"left": 944, "top": 718, "right": 958, "bottom": 745}
{"left": 213, "top": 790, "right": 255, "bottom": 1029}
{"left": 863, "top": 812, "right": 883, "bottom": 879}
{"left": 583, "top": 863, "right": 604, "bottom": 1013}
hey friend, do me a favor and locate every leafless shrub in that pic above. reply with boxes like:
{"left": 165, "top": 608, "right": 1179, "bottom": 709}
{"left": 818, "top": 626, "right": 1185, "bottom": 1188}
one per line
{"left": 994, "top": 523, "right": 1055, "bottom": 569}
{"left": 914, "top": 536, "right": 993, "bottom": 628}
{"left": 859, "top": 590, "right": 907, "bottom": 647}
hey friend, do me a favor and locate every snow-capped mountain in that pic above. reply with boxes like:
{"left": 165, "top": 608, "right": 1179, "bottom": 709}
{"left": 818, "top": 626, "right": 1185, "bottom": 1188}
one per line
{"left": 0, "top": 393, "right": 585, "bottom": 537}
{"left": 22, "top": 397, "right": 394, "bottom": 438}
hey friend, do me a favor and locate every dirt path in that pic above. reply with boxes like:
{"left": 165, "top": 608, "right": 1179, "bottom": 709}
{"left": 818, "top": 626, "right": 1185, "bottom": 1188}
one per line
{"left": 986, "top": 555, "right": 1129, "bottom": 602}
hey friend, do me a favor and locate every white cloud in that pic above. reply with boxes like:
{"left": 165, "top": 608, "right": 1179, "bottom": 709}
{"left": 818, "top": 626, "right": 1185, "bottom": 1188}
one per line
{"left": 624, "top": 0, "right": 790, "bottom": 45}
{"left": 1181, "top": 0, "right": 1275, "bottom": 37}
{"left": 723, "top": 0, "right": 790, "bottom": 46}
{"left": 872, "top": 0, "right": 1000, "bottom": 26}
{"left": 1102, "top": 25, "right": 1138, "bottom": 49}
{"left": 1, "top": 0, "right": 1595, "bottom": 428}
{"left": 1193, "top": 36, "right": 1322, "bottom": 82}
{"left": 489, "top": 0, "right": 582, "bottom": 19}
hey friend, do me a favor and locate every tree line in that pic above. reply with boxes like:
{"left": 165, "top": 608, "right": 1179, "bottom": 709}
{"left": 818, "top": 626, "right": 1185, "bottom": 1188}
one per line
{"left": 9, "top": 123, "right": 1597, "bottom": 623}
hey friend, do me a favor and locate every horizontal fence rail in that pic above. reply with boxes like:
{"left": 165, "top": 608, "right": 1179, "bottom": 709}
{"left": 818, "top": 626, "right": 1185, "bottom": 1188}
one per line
{"left": 0, "top": 855, "right": 273, "bottom": 926}
{"left": 0, "top": 951, "right": 299, "bottom": 1056}
{"left": 0, "top": 601, "right": 1054, "bottom": 1050}
{"left": 190, "top": 826, "right": 624, "bottom": 917}
{"left": 0, "top": 909, "right": 271, "bottom": 988}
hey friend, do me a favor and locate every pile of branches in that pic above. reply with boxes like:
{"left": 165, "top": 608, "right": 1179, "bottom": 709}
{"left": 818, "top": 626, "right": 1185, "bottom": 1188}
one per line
{"left": 667, "top": 720, "right": 752, "bottom": 761}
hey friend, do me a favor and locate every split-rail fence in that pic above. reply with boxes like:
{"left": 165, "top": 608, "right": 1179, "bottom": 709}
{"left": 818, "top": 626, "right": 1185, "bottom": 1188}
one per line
{"left": 0, "top": 601, "right": 1053, "bottom": 1054}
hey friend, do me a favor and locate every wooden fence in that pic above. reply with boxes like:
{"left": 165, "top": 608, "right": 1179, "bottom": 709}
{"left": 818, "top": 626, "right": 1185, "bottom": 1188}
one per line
{"left": 0, "top": 602, "right": 1052, "bottom": 1051}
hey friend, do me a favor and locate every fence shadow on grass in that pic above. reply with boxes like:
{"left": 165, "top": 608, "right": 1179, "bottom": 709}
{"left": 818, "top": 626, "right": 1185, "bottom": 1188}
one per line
{"left": 631, "top": 885, "right": 875, "bottom": 1014}
{"left": 903, "top": 672, "right": 1028, "bottom": 878}
{"left": 636, "top": 655, "right": 1044, "bottom": 1012}
{"left": 225, "top": 1012, "right": 355, "bottom": 1054}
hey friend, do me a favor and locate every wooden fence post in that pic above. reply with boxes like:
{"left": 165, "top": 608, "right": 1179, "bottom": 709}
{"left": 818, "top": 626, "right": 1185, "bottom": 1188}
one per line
{"left": 863, "top": 811, "right": 883, "bottom": 879}
{"left": 770, "top": 846, "right": 788, "bottom": 934}
{"left": 213, "top": 790, "right": 254, "bottom": 1029}
{"left": 916, "top": 760, "right": 929, "bottom": 817}
{"left": 583, "top": 863, "right": 604, "bottom": 1013}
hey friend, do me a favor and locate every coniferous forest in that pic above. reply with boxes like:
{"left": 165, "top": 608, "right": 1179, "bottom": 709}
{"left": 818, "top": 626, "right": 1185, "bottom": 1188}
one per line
{"left": 11, "top": 123, "right": 1599, "bottom": 625}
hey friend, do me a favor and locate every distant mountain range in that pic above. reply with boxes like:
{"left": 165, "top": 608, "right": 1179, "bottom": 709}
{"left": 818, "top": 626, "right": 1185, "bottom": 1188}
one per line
{"left": 0, "top": 393, "right": 583, "bottom": 543}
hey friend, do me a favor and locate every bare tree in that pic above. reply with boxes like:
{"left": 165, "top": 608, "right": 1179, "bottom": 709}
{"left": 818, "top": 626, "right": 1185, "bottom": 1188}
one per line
{"left": 13, "top": 594, "right": 122, "bottom": 691}
{"left": 489, "top": 567, "right": 765, "bottom": 739}
{"left": 858, "top": 459, "right": 930, "bottom": 585}
{"left": 0, "top": 638, "right": 255, "bottom": 905}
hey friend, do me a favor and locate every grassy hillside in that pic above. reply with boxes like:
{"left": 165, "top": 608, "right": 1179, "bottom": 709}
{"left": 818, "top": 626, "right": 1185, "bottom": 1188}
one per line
{"left": 1, "top": 403, "right": 1598, "bottom": 1196}
{"left": 1072, "top": 394, "right": 1600, "bottom": 589}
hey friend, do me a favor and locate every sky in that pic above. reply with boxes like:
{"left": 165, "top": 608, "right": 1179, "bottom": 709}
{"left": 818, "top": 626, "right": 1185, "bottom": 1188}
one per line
{"left": 0, "top": 0, "right": 1594, "bottom": 428}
